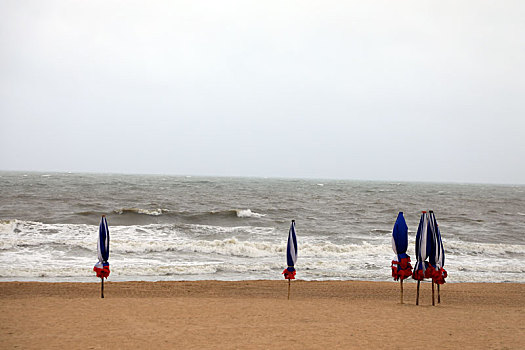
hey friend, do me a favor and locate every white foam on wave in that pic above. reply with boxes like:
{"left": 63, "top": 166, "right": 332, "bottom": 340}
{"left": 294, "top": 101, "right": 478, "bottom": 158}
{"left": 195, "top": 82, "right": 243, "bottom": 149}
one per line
{"left": 109, "top": 236, "right": 282, "bottom": 257}
{"left": 309, "top": 241, "right": 390, "bottom": 257}
{"left": 0, "top": 220, "right": 95, "bottom": 251}
{"left": 114, "top": 208, "right": 168, "bottom": 216}
{"left": 236, "top": 209, "right": 266, "bottom": 218}
{"left": 188, "top": 224, "right": 277, "bottom": 237}
{"left": 2, "top": 220, "right": 525, "bottom": 282}
{"left": 114, "top": 262, "right": 222, "bottom": 277}
{"left": 445, "top": 240, "right": 525, "bottom": 256}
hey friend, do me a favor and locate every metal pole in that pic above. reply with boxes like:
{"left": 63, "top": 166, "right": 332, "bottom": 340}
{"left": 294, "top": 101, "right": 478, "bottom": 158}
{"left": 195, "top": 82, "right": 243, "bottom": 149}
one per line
{"left": 416, "top": 281, "right": 420, "bottom": 305}
{"left": 432, "top": 281, "right": 435, "bottom": 306}
{"left": 400, "top": 279, "right": 404, "bottom": 304}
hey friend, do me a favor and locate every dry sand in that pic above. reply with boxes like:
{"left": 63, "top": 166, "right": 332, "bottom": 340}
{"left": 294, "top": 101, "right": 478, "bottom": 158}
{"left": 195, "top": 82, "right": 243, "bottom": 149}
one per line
{"left": 1, "top": 280, "right": 524, "bottom": 349}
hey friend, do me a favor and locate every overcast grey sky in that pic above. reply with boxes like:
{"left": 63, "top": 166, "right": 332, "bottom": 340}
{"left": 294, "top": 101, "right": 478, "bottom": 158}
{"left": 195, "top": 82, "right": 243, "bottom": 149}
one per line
{"left": 1, "top": 1, "right": 524, "bottom": 184}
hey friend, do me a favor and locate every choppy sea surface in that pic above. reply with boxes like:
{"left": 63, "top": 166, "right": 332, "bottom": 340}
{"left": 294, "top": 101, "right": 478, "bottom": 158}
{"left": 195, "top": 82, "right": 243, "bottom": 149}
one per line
{"left": 0, "top": 172, "right": 524, "bottom": 283}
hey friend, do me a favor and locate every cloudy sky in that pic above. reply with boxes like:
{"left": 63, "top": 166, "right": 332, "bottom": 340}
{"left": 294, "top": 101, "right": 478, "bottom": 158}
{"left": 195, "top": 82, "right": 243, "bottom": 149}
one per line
{"left": 1, "top": 1, "right": 524, "bottom": 184}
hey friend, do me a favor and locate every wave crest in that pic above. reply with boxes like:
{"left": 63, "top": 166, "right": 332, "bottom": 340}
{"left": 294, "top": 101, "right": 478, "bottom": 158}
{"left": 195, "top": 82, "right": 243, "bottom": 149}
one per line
{"left": 235, "top": 209, "right": 266, "bottom": 218}
{"left": 114, "top": 208, "right": 168, "bottom": 216}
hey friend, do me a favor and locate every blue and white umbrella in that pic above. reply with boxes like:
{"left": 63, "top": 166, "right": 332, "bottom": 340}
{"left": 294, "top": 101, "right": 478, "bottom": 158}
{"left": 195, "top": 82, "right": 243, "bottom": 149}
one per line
{"left": 93, "top": 215, "right": 110, "bottom": 297}
{"left": 412, "top": 211, "right": 433, "bottom": 305}
{"left": 282, "top": 220, "right": 297, "bottom": 280}
{"left": 429, "top": 211, "right": 447, "bottom": 304}
{"left": 412, "top": 211, "right": 431, "bottom": 281}
{"left": 391, "top": 212, "right": 412, "bottom": 281}
{"left": 282, "top": 220, "right": 297, "bottom": 300}
{"left": 412, "top": 211, "right": 447, "bottom": 305}
{"left": 428, "top": 211, "right": 445, "bottom": 274}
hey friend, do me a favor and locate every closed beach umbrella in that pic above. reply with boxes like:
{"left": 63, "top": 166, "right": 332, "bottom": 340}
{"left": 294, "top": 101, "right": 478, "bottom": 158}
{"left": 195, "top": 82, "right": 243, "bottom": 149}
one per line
{"left": 412, "top": 211, "right": 432, "bottom": 305}
{"left": 428, "top": 211, "right": 447, "bottom": 304}
{"left": 391, "top": 212, "right": 412, "bottom": 304}
{"left": 282, "top": 220, "right": 297, "bottom": 299}
{"left": 412, "top": 211, "right": 431, "bottom": 281}
{"left": 282, "top": 220, "right": 297, "bottom": 279}
{"left": 428, "top": 211, "right": 446, "bottom": 281}
{"left": 93, "top": 215, "right": 110, "bottom": 298}
{"left": 391, "top": 212, "right": 412, "bottom": 280}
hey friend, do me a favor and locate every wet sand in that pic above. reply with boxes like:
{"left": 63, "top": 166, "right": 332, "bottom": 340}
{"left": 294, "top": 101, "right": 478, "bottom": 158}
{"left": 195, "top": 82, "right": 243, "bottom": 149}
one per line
{"left": 1, "top": 280, "right": 524, "bottom": 349}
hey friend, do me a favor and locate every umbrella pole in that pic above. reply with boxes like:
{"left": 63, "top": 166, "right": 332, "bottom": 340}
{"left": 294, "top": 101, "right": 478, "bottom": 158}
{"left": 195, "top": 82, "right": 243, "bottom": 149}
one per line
{"left": 287, "top": 279, "right": 291, "bottom": 300}
{"left": 416, "top": 280, "right": 420, "bottom": 305}
{"left": 400, "top": 279, "right": 404, "bottom": 304}
{"left": 432, "top": 281, "right": 435, "bottom": 306}
{"left": 101, "top": 277, "right": 104, "bottom": 298}
{"left": 438, "top": 284, "right": 441, "bottom": 304}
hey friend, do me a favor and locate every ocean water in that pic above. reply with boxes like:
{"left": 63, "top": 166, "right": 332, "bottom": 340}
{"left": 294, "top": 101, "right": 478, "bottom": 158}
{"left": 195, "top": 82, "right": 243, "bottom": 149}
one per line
{"left": 0, "top": 172, "right": 524, "bottom": 283}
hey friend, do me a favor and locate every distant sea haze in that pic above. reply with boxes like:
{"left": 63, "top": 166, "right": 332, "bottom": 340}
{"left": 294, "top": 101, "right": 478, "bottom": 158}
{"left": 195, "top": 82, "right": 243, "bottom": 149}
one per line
{"left": 0, "top": 172, "right": 524, "bottom": 283}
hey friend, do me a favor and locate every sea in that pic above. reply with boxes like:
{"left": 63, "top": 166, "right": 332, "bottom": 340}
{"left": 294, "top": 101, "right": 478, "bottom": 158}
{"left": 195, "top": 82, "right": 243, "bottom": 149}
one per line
{"left": 0, "top": 171, "right": 524, "bottom": 283}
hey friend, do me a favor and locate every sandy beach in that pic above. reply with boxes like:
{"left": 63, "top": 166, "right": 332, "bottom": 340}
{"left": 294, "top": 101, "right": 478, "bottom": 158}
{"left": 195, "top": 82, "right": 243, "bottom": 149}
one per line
{"left": 1, "top": 280, "right": 524, "bottom": 349}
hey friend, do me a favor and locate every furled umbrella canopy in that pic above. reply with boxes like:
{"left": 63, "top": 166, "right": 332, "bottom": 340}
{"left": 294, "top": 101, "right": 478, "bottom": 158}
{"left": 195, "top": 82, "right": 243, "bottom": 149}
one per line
{"left": 428, "top": 211, "right": 447, "bottom": 284}
{"left": 412, "top": 211, "right": 431, "bottom": 281}
{"left": 391, "top": 212, "right": 412, "bottom": 281}
{"left": 93, "top": 216, "right": 110, "bottom": 279}
{"left": 282, "top": 220, "right": 297, "bottom": 280}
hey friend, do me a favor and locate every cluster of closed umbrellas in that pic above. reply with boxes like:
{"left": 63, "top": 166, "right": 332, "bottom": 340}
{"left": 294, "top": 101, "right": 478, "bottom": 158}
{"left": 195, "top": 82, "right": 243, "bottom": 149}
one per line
{"left": 93, "top": 212, "right": 445, "bottom": 303}
{"left": 391, "top": 211, "right": 447, "bottom": 306}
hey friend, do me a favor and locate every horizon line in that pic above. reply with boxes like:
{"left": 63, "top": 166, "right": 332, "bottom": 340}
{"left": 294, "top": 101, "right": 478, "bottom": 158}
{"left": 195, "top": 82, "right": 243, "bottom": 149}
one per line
{"left": 1, "top": 168, "right": 523, "bottom": 187}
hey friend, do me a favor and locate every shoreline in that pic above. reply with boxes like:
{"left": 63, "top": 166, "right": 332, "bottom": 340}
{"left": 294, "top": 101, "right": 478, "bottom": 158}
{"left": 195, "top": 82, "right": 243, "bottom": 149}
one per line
{"left": 1, "top": 280, "right": 524, "bottom": 349}
{"left": 1, "top": 277, "right": 524, "bottom": 283}
{"left": 1, "top": 277, "right": 523, "bottom": 284}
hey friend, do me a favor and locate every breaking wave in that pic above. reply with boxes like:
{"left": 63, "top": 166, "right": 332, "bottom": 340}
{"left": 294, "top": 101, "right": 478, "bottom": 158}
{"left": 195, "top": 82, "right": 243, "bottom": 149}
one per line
{"left": 444, "top": 240, "right": 525, "bottom": 257}
{"left": 235, "top": 209, "right": 266, "bottom": 218}
{"left": 113, "top": 208, "right": 168, "bottom": 216}
{"left": 75, "top": 208, "right": 266, "bottom": 222}
{"left": 1, "top": 220, "right": 525, "bottom": 282}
